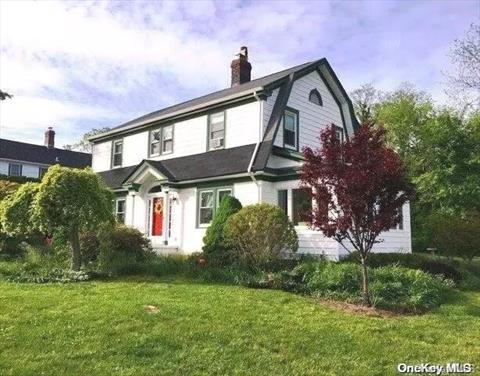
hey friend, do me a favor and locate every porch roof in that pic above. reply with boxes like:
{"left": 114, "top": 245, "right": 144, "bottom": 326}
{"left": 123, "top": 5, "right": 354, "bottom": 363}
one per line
{"left": 98, "top": 143, "right": 257, "bottom": 190}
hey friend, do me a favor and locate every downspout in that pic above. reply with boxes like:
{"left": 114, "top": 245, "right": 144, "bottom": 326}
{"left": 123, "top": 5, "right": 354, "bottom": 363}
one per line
{"left": 247, "top": 91, "right": 264, "bottom": 202}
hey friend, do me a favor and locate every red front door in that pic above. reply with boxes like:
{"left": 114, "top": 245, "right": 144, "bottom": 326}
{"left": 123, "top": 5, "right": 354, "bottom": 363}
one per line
{"left": 151, "top": 197, "right": 163, "bottom": 236}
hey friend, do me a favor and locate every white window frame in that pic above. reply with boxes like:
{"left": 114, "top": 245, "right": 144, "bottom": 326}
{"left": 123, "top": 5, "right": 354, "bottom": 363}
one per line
{"left": 150, "top": 125, "right": 174, "bottom": 157}
{"left": 335, "top": 126, "right": 344, "bottom": 143}
{"left": 208, "top": 111, "right": 225, "bottom": 151}
{"left": 8, "top": 163, "right": 22, "bottom": 177}
{"left": 115, "top": 198, "right": 126, "bottom": 223}
{"left": 112, "top": 139, "right": 123, "bottom": 168}
{"left": 198, "top": 190, "right": 215, "bottom": 227}
{"left": 283, "top": 109, "right": 298, "bottom": 150}
{"left": 197, "top": 186, "right": 233, "bottom": 227}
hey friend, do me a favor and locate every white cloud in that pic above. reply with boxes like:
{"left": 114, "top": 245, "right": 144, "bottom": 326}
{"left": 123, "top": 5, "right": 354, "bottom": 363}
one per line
{"left": 0, "top": 0, "right": 477, "bottom": 146}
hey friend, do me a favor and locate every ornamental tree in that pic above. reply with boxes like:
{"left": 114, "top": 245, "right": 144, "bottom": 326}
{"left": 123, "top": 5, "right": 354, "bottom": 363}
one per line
{"left": 300, "top": 124, "right": 414, "bottom": 305}
{"left": 32, "top": 165, "right": 114, "bottom": 270}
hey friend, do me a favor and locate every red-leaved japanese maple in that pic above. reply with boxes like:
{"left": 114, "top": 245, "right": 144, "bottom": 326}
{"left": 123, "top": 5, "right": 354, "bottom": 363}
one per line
{"left": 300, "top": 123, "right": 414, "bottom": 305}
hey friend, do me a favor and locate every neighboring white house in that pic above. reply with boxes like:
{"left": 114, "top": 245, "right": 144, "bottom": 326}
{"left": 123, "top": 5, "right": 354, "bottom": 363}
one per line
{"left": 0, "top": 128, "right": 91, "bottom": 179}
{"left": 90, "top": 47, "right": 411, "bottom": 259}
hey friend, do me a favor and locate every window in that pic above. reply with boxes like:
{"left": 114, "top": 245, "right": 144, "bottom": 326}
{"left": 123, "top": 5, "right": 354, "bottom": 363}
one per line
{"left": 208, "top": 112, "right": 225, "bottom": 150}
{"left": 198, "top": 190, "right": 214, "bottom": 226}
{"left": 112, "top": 140, "right": 123, "bottom": 168}
{"left": 198, "top": 187, "right": 232, "bottom": 226}
{"left": 115, "top": 199, "right": 126, "bottom": 223}
{"left": 391, "top": 207, "right": 404, "bottom": 230}
{"left": 217, "top": 188, "right": 232, "bottom": 208}
{"left": 309, "top": 89, "right": 323, "bottom": 106}
{"left": 335, "top": 126, "right": 344, "bottom": 143}
{"left": 150, "top": 125, "right": 174, "bottom": 156}
{"left": 39, "top": 166, "right": 49, "bottom": 179}
{"left": 277, "top": 189, "right": 288, "bottom": 216}
{"left": 8, "top": 163, "right": 22, "bottom": 177}
{"left": 283, "top": 109, "right": 298, "bottom": 150}
{"left": 292, "top": 188, "right": 312, "bottom": 226}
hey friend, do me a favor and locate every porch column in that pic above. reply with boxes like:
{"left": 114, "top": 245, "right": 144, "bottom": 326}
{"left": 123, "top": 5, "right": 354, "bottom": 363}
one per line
{"left": 163, "top": 190, "right": 170, "bottom": 245}
{"left": 128, "top": 190, "right": 136, "bottom": 227}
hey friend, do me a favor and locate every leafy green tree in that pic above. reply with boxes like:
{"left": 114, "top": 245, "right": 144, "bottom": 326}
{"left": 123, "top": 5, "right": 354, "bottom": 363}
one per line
{"left": 64, "top": 127, "right": 111, "bottom": 153}
{"left": 0, "top": 183, "right": 39, "bottom": 235}
{"left": 32, "top": 166, "right": 114, "bottom": 270}
{"left": 0, "top": 180, "right": 20, "bottom": 201}
{"left": 202, "top": 195, "right": 242, "bottom": 266}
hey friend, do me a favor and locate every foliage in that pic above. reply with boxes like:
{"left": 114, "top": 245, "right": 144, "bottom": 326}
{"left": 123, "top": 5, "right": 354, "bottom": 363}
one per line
{"left": 350, "top": 83, "right": 381, "bottom": 123}
{"left": 64, "top": 127, "right": 111, "bottom": 152}
{"left": 341, "top": 252, "right": 462, "bottom": 282}
{"left": 97, "top": 224, "right": 154, "bottom": 275}
{"left": 0, "top": 182, "right": 39, "bottom": 236}
{"left": 301, "top": 123, "right": 414, "bottom": 305}
{"left": 202, "top": 195, "right": 242, "bottom": 266}
{"left": 224, "top": 204, "right": 298, "bottom": 269}
{"left": 0, "top": 174, "right": 39, "bottom": 185}
{"left": 32, "top": 166, "right": 114, "bottom": 270}
{"left": 0, "top": 90, "right": 12, "bottom": 100}
{"left": 0, "top": 180, "right": 20, "bottom": 201}
{"left": 424, "top": 211, "right": 480, "bottom": 261}
{"left": 302, "top": 261, "right": 452, "bottom": 312}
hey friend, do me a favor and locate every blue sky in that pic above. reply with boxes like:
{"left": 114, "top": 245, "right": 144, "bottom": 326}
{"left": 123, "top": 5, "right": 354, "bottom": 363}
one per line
{"left": 0, "top": 0, "right": 478, "bottom": 147}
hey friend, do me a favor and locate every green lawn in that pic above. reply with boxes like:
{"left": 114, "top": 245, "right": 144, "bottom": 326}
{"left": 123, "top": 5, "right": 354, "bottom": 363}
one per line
{"left": 0, "top": 278, "right": 478, "bottom": 376}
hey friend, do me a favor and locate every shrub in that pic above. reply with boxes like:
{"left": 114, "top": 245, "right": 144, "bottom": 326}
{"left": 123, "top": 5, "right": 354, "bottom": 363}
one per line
{"left": 224, "top": 204, "right": 298, "bottom": 270}
{"left": 202, "top": 195, "right": 242, "bottom": 266}
{"left": 97, "top": 224, "right": 154, "bottom": 275}
{"left": 425, "top": 211, "right": 480, "bottom": 261}
{"left": 302, "top": 261, "right": 452, "bottom": 311}
{"left": 0, "top": 182, "right": 39, "bottom": 236}
{"left": 80, "top": 230, "right": 100, "bottom": 265}
{"left": 342, "top": 252, "right": 462, "bottom": 282}
{"left": 369, "top": 266, "right": 453, "bottom": 312}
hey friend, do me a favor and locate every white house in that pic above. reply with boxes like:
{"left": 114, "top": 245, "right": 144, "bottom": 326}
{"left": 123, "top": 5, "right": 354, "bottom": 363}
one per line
{"left": 90, "top": 47, "right": 411, "bottom": 259}
{"left": 0, "top": 128, "right": 91, "bottom": 179}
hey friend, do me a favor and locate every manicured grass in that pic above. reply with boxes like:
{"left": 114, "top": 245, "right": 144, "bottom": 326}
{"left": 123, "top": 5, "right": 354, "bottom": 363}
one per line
{"left": 0, "top": 278, "right": 479, "bottom": 376}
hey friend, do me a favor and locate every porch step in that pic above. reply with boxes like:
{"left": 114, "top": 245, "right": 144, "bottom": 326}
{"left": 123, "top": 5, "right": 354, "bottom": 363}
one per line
{"left": 152, "top": 246, "right": 179, "bottom": 255}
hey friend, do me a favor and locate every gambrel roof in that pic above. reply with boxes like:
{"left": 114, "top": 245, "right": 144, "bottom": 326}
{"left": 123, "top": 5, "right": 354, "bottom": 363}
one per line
{"left": 89, "top": 58, "right": 358, "bottom": 142}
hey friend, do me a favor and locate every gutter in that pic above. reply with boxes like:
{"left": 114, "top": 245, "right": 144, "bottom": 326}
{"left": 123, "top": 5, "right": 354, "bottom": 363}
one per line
{"left": 248, "top": 91, "right": 264, "bottom": 202}
{"left": 89, "top": 88, "right": 267, "bottom": 143}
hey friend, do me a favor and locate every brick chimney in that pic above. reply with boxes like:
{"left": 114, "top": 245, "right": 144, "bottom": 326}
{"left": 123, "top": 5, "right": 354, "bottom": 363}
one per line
{"left": 44, "top": 127, "right": 55, "bottom": 149}
{"left": 230, "top": 46, "right": 251, "bottom": 86}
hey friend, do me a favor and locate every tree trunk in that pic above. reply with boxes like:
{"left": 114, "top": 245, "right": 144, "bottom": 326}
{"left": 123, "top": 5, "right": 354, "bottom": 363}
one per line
{"left": 360, "top": 256, "right": 372, "bottom": 306}
{"left": 70, "top": 229, "right": 81, "bottom": 271}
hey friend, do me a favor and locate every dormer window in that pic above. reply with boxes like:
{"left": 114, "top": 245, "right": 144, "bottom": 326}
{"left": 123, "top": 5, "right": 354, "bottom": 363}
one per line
{"left": 208, "top": 111, "right": 225, "bottom": 150}
{"left": 309, "top": 89, "right": 323, "bottom": 106}
{"left": 112, "top": 139, "right": 123, "bottom": 168}
{"left": 150, "top": 125, "right": 174, "bottom": 156}
{"left": 283, "top": 108, "right": 298, "bottom": 150}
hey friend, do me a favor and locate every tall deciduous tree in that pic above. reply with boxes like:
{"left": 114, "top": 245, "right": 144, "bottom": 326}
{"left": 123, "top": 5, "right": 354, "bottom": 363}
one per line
{"left": 32, "top": 166, "right": 114, "bottom": 270}
{"left": 350, "top": 83, "right": 381, "bottom": 124}
{"left": 301, "top": 124, "right": 414, "bottom": 305}
{"left": 64, "top": 127, "right": 111, "bottom": 153}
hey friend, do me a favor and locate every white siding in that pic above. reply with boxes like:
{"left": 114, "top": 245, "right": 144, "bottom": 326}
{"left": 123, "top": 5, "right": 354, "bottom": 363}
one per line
{"left": 0, "top": 160, "right": 8, "bottom": 175}
{"left": 274, "top": 70, "right": 344, "bottom": 150}
{"left": 0, "top": 159, "right": 46, "bottom": 178}
{"left": 91, "top": 101, "right": 261, "bottom": 172}
{"left": 92, "top": 141, "right": 112, "bottom": 172}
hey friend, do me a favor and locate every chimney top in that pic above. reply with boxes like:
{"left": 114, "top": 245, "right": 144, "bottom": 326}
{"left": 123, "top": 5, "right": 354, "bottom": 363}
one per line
{"left": 230, "top": 46, "right": 252, "bottom": 87}
{"left": 44, "top": 127, "right": 55, "bottom": 149}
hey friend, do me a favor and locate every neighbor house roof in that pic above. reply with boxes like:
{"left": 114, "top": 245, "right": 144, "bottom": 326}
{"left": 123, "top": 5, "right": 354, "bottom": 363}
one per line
{"left": 0, "top": 138, "right": 92, "bottom": 169}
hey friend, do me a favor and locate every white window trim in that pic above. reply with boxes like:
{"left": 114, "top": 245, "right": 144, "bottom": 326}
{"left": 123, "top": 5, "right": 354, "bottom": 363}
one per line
{"left": 115, "top": 198, "right": 126, "bottom": 223}
{"left": 112, "top": 139, "right": 123, "bottom": 168}
{"left": 283, "top": 109, "right": 298, "bottom": 150}
{"left": 198, "top": 189, "right": 215, "bottom": 227}
{"left": 150, "top": 125, "right": 174, "bottom": 157}
{"left": 8, "top": 163, "right": 22, "bottom": 177}
{"left": 208, "top": 111, "right": 226, "bottom": 151}
{"left": 197, "top": 186, "right": 233, "bottom": 227}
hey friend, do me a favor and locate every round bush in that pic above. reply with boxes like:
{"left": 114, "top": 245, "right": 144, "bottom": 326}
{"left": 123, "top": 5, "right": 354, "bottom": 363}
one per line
{"left": 98, "top": 224, "right": 153, "bottom": 274}
{"left": 224, "top": 204, "right": 298, "bottom": 269}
